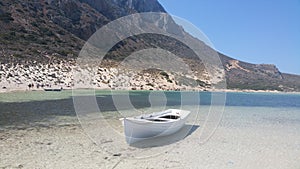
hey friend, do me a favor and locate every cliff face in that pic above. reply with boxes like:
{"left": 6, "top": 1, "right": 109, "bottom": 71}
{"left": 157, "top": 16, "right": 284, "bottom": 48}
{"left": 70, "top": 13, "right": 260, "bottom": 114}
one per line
{"left": 0, "top": 0, "right": 299, "bottom": 91}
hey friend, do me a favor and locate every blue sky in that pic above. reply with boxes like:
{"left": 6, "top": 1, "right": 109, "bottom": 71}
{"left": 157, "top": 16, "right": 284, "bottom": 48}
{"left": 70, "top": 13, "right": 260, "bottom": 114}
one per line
{"left": 158, "top": 0, "right": 300, "bottom": 75}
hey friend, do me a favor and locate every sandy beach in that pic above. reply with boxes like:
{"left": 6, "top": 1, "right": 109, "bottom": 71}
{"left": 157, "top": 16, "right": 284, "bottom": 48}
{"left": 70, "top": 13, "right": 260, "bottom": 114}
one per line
{"left": 1, "top": 109, "right": 299, "bottom": 169}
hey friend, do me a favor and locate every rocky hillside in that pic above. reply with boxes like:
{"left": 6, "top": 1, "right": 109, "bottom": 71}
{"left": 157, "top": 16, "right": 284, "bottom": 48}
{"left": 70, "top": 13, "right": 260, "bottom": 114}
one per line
{"left": 220, "top": 53, "right": 300, "bottom": 91}
{"left": 0, "top": 0, "right": 166, "bottom": 61}
{"left": 0, "top": 0, "right": 300, "bottom": 92}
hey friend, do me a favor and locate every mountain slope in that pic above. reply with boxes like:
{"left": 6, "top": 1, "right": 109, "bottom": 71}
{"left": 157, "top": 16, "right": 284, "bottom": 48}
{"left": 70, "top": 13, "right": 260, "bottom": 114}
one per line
{"left": 0, "top": 0, "right": 167, "bottom": 62}
{"left": 220, "top": 53, "right": 300, "bottom": 91}
{"left": 0, "top": 0, "right": 299, "bottom": 91}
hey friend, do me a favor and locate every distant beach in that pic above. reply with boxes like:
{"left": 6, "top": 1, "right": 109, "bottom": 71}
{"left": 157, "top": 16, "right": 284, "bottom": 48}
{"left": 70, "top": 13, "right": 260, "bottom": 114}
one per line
{"left": 0, "top": 61, "right": 212, "bottom": 94}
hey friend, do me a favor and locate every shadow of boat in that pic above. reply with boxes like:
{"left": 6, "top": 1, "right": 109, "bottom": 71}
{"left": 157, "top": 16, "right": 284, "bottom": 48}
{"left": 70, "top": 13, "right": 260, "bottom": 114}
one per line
{"left": 129, "top": 124, "right": 199, "bottom": 148}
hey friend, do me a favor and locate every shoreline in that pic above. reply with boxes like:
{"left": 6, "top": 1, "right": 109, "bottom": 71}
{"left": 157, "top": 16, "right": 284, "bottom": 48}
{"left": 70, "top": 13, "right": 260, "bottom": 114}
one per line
{"left": 1, "top": 87, "right": 300, "bottom": 95}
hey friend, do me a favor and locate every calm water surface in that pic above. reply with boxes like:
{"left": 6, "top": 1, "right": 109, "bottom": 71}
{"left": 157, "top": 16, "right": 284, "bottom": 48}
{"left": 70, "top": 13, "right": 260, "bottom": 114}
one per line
{"left": 0, "top": 90, "right": 299, "bottom": 129}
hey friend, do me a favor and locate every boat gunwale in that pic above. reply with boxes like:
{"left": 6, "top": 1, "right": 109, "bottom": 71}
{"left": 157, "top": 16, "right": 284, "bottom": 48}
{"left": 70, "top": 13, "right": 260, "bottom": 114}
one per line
{"left": 124, "top": 109, "right": 190, "bottom": 124}
{"left": 124, "top": 117, "right": 178, "bottom": 124}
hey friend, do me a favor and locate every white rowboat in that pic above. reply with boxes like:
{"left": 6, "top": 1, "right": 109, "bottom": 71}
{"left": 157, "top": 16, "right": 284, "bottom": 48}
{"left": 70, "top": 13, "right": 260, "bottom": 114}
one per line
{"left": 123, "top": 109, "right": 190, "bottom": 144}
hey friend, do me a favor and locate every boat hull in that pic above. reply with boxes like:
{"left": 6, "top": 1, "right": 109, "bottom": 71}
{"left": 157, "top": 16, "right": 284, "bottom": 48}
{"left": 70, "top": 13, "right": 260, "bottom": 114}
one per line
{"left": 44, "top": 88, "right": 62, "bottom": 91}
{"left": 124, "top": 109, "right": 190, "bottom": 144}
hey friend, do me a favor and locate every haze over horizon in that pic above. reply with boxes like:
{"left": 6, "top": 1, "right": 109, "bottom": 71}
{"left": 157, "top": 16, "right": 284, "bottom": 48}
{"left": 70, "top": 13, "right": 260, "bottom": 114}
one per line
{"left": 158, "top": 0, "right": 300, "bottom": 75}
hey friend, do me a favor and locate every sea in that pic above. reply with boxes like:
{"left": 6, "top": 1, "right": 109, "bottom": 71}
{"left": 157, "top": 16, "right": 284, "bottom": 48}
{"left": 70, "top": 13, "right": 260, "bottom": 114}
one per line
{"left": 0, "top": 90, "right": 300, "bottom": 128}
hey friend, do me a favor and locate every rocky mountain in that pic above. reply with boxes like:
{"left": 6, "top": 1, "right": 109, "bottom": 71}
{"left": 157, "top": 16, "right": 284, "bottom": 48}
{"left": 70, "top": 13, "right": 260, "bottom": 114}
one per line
{"left": 220, "top": 53, "right": 300, "bottom": 91}
{"left": 0, "top": 0, "right": 300, "bottom": 92}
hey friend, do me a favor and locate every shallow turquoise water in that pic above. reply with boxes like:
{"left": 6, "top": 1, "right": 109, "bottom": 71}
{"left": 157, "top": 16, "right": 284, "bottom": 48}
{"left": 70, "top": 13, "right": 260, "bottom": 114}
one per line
{"left": 1, "top": 90, "right": 299, "bottom": 107}
{"left": 0, "top": 90, "right": 299, "bottom": 129}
